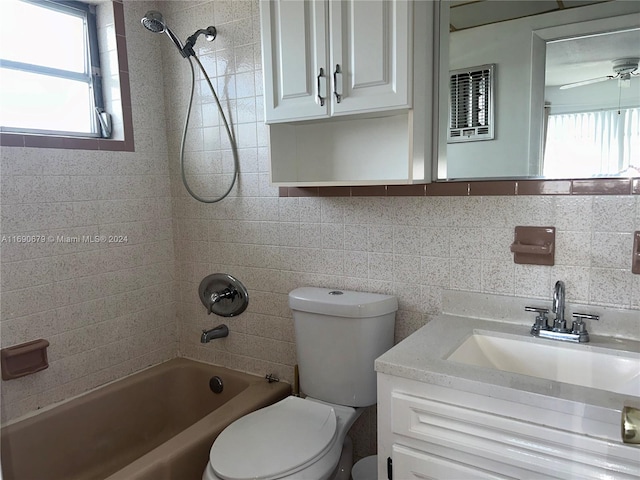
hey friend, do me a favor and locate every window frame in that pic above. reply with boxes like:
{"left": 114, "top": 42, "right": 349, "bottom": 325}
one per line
{"left": 0, "top": 0, "right": 134, "bottom": 151}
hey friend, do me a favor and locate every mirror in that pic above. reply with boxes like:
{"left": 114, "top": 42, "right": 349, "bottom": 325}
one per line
{"left": 436, "top": 0, "right": 640, "bottom": 181}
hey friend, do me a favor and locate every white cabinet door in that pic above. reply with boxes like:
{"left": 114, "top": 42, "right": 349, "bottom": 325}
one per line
{"left": 393, "top": 444, "right": 516, "bottom": 480}
{"left": 261, "top": 0, "right": 329, "bottom": 123}
{"left": 329, "top": 0, "right": 411, "bottom": 116}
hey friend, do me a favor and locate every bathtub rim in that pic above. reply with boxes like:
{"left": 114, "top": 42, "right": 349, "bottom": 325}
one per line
{"left": 1, "top": 357, "right": 283, "bottom": 428}
{"left": 1, "top": 357, "right": 291, "bottom": 480}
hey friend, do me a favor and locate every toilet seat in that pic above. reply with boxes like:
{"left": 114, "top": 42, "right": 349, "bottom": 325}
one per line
{"left": 210, "top": 396, "right": 338, "bottom": 480}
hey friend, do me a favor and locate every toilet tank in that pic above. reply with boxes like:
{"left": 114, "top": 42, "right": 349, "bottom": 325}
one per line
{"left": 289, "top": 287, "right": 397, "bottom": 407}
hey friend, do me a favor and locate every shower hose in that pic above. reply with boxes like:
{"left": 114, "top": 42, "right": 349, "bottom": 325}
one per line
{"left": 181, "top": 54, "right": 239, "bottom": 203}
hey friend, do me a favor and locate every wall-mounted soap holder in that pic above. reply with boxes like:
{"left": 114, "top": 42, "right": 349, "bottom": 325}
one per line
{"left": 510, "top": 226, "right": 556, "bottom": 266}
{"left": 1, "top": 339, "right": 50, "bottom": 380}
{"left": 633, "top": 231, "right": 640, "bottom": 275}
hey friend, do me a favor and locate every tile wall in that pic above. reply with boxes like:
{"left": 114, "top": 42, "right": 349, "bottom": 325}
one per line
{"left": 0, "top": 0, "right": 176, "bottom": 423}
{"left": 1, "top": 0, "right": 639, "bottom": 462}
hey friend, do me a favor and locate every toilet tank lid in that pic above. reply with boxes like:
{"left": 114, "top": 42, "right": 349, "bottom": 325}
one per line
{"left": 289, "top": 287, "right": 398, "bottom": 318}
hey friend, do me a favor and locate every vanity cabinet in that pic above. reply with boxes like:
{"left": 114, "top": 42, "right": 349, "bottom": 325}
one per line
{"left": 378, "top": 373, "right": 640, "bottom": 480}
{"left": 260, "top": 0, "right": 411, "bottom": 123}
{"left": 259, "top": 0, "right": 435, "bottom": 186}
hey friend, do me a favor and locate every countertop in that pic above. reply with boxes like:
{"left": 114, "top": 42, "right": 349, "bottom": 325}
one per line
{"left": 375, "top": 313, "right": 640, "bottom": 416}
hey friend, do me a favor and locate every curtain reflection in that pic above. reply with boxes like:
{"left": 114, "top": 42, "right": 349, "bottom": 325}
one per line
{"left": 543, "top": 107, "right": 640, "bottom": 177}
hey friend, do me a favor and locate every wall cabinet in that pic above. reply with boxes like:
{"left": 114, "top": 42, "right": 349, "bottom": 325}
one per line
{"left": 259, "top": 0, "right": 435, "bottom": 186}
{"left": 261, "top": 0, "right": 411, "bottom": 123}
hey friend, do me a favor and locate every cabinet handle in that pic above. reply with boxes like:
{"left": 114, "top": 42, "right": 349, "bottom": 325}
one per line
{"left": 317, "top": 67, "right": 325, "bottom": 107}
{"left": 333, "top": 64, "right": 342, "bottom": 103}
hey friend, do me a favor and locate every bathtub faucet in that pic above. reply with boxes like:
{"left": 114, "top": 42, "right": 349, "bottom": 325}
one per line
{"left": 201, "top": 324, "right": 229, "bottom": 343}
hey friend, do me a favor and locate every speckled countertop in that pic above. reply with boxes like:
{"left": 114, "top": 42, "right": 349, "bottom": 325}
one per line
{"left": 375, "top": 291, "right": 640, "bottom": 416}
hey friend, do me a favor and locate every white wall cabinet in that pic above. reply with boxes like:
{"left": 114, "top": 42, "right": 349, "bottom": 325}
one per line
{"left": 261, "top": 0, "right": 411, "bottom": 123}
{"left": 260, "top": 0, "right": 434, "bottom": 186}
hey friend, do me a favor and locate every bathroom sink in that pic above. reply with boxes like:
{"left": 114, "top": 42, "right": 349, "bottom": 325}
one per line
{"left": 447, "top": 332, "right": 640, "bottom": 396}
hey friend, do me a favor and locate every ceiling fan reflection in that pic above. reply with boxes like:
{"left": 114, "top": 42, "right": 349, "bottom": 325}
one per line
{"left": 559, "top": 57, "right": 639, "bottom": 90}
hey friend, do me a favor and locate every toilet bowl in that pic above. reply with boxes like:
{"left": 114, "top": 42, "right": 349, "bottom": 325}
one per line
{"left": 202, "top": 396, "right": 360, "bottom": 480}
{"left": 202, "top": 287, "right": 397, "bottom": 480}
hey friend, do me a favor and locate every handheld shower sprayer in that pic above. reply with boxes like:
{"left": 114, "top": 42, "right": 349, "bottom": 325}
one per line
{"left": 140, "top": 11, "right": 239, "bottom": 204}
{"left": 141, "top": 11, "right": 188, "bottom": 57}
{"left": 141, "top": 11, "right": 217, "bottom": 58}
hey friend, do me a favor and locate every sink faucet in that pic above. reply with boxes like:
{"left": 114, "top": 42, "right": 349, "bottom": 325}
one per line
{"left": 201, "top": 324, "right": 229, "bottom": 343}
{"left": 525, "top": 280, "right": 599, "bottom": 343}
{"left": 552, "top": 280, "right": 567, "bottom": 332}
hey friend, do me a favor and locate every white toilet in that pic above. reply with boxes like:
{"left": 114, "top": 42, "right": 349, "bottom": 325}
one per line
{"left": 202, "top": 287, "right": 397, "bottom": 480}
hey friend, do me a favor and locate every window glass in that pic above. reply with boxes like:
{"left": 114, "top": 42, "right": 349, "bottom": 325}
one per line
{"left": 0, "top": 0, "right": 102, "bottom": 137}
{"left": 0, "top": 0, "right": 86, "bottom": 73}
{"left": 0, "top": 69, "right": 92, "bottom": 133}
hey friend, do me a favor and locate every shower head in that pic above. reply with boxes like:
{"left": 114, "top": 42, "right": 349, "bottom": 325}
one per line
{"left": 141, "top": 11, "right": 189, "bottom": 58}
{"left": 141, "top": 11, "right": 166, "bottom": 33}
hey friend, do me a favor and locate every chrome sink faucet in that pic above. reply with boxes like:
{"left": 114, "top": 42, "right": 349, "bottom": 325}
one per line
{"left": 525, "top": 281, "right": 599, "bottom": 343}
{"left": 552, "top": 280, "right": 567, "bottom": 332}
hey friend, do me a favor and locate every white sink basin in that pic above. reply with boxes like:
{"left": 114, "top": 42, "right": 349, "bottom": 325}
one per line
{"left": 447, "top": 332, "right": 640, "bottom": 396}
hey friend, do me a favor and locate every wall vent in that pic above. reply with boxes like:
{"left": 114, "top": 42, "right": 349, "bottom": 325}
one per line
{"left": 448, "top": 64, "right": 495, "bottom": 143}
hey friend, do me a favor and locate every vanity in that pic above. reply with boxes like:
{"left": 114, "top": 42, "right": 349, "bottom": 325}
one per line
{"left": 376, "top": 290, "right": 640, "bottom": 479}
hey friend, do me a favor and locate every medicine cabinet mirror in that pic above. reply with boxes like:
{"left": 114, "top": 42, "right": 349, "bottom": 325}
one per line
{"left": 435, "top": 0, "right": 640, "bottom": 181}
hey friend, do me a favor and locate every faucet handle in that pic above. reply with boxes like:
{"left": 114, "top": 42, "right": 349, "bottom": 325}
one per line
{"left": 570, "top": 312, "right": 599, "bottom": 342}
{"left": 571, "top": 312, "right": 599, "bottom": 332}
{"left": 525, "top": 306, "right": 550, "bottom": 333}
{"left": 572, "top": 312, "right": 599, "bottom": 322}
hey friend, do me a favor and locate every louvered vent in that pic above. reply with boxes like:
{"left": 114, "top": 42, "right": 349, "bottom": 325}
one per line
{"left": 448, "top": 64, "right": 495, "bottom": 143}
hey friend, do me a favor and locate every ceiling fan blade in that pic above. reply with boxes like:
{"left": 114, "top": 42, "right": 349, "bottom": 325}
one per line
{"left": 559, "top": 75, "right": 614, "bottom": 90}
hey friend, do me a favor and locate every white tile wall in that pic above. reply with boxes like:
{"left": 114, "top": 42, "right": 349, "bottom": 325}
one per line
{"left": 1, "top": 0, "right": 638, "bottom": 464}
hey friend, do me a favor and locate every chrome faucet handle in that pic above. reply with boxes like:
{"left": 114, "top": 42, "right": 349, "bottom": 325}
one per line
{"left": 525, "top": 306, "right": 550, "bottom": 334}
{"left": 570, "top": 312, "right": 599, "bottom": 342}
{"left": 571, "top": 312, "right": 599, "bottom": 332}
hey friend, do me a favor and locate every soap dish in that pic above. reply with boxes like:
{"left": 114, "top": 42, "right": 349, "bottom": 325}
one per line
{"left": 1, "top": 339, "right": 50, "bottom": 380}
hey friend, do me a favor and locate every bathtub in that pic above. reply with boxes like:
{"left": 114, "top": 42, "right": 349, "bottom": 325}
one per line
{"left": 1, "top": 358, "right": 290, "bottom": 480}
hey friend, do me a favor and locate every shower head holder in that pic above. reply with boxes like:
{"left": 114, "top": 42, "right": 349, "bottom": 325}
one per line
{"left": 183, "top": 27, "right": 217, "bottom": 58}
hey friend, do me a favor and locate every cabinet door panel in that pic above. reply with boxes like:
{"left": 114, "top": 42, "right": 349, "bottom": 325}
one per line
{"left": 261, "top": 0, "right": 328, "bottom": 122}
{"left": 393, "top": 445, "right": 515, "bottom": 480}
{"left": 330, "top": 0, "right": 411, "bottom": 115}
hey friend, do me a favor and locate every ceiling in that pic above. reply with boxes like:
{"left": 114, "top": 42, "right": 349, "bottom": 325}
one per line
{"left": 449, "top": 0, "right": 611, "bottom": 31}
{"left": 449, "top": 0, "right": 640, "bottom": 87}
{"left": 545, "top": 28, "right": 640, "bottom": 86}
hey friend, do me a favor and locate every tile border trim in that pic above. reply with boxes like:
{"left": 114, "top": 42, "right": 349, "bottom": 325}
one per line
{"left": 279, "top": 178, "right": 638, "bottom": 197}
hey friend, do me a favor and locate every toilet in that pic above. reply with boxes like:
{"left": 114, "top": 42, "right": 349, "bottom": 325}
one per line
{"left": 202, "top": 287, "right": 397, "bottom": 480}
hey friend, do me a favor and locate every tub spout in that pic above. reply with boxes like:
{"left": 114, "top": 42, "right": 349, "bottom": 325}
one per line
{"left": 201, "top": 324, "right": 229, "bottom": 343}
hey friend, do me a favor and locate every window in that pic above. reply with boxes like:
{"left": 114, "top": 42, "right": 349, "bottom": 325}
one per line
{"left": 0, "top": 0, "right": 109, "bottom": 138}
